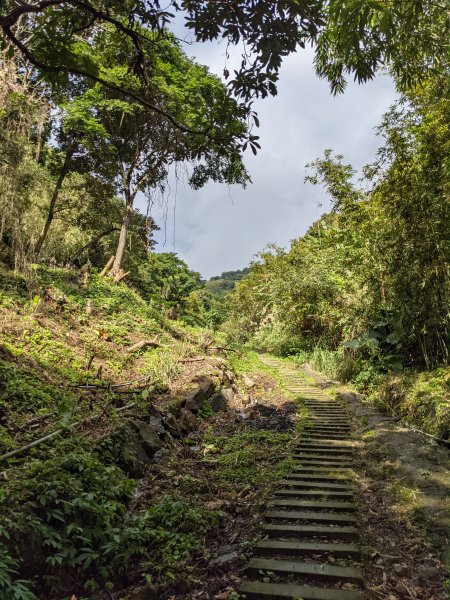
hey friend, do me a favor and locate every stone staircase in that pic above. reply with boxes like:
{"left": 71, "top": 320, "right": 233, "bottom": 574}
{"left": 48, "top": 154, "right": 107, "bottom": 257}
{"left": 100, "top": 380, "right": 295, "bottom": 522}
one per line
{"left": 239, "top": 357, "right": 364, "bottom": 600}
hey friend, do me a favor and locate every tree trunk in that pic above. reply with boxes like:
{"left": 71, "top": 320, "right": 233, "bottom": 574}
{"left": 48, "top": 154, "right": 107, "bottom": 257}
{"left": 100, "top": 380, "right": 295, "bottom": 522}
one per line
{"left": 110, "top": 187, "right": 135, "bottom": 276}
{"left": 69, "top": 227, "right": 119, "bottom": 264}
{"left": 34, "top": 144, "right": 75, "bottom": 258}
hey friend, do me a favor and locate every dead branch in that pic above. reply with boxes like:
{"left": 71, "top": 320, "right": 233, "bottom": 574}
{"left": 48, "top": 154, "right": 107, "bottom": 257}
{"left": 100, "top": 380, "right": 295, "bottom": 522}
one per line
{"left": 126, "top": 338, "right": 160, "bottom": 353}
{"left": 113, "top": 269, "right": 130, "bottom": 282}
{"left": 0, "top": 402, "right": 136, "bottom": 462}
{"left": 73, "top": 375, "right": 151, "bottom": 389}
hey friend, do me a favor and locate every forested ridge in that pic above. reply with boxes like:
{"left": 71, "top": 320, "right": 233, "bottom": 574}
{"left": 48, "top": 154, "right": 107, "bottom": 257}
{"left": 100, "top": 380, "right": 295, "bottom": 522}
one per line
{"left": 0, "top": 1, "right": 449, "bottom": 599}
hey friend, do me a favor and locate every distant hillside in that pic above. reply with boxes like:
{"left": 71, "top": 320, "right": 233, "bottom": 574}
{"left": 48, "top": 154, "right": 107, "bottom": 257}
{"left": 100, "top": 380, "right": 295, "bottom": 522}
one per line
{"left": 205, "top": 267, "right": 251, "bottom": 295}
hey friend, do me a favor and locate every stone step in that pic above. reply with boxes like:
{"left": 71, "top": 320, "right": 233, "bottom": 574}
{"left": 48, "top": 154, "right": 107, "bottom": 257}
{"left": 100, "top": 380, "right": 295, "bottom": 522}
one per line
{"left": 278, "top": 480, "right": 352, "bottom": 491}
{"left": 270, "top": 499, "right": 357, "bottom": 512}
{"left": 247, "top": 557, "right": 363, "bottom": 583}
{"left": 301, "top": 435, "right": 350, "bottom": 440}
{"left": 299, "top": 440, "right": 357, "bottom": 447}
{"left": 263, "top": 523, "right": 357, "bottom": 540}
{"left": 254, "top": 540, "right": 361, "bottom": 558}
{"left": 305, "top": 424, "right": 350, "bottom": 429}
{"left": 275, "top": 489, "right": 354, "bottom": 499}
{"left": 303, "top": 423, "right": 351, "bottom": 433}
{"left": 293, "top": 465, "right": 354, "bottom": 473}
{"left": 240, "top": 580, "right": 364, "bottom": 600}
{"left": 308, "top": 419, "right": 350, "bottom": 424}
{"left": 293, "top": 460, "right": 354, "bottom": 468}
{"left": 296, "top": 447, "right": 353, "bottom": 455}
{"left": 293, "top": 454, "right": 352, "bottom": 462}
{"left": 298, "top": 437, "right": 361, "bottom": 450}
{"left": 266, "top": 510, "right": 357, "bottom": 524}
{"left": 286, "top": 473, "right": 352, "bottom": 483}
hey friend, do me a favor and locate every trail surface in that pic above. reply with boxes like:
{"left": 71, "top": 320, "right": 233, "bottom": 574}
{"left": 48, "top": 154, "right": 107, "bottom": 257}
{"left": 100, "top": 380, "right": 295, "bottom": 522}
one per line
{"left": 240, "top": 357, "right": 363, "bottom": 599}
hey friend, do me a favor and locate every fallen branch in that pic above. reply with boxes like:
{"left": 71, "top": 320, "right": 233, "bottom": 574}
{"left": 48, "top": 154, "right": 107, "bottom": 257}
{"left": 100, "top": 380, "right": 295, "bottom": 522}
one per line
{"left": 72, "top": 375, "right": 151, "bottom": 389}
{"left": 207, "top": 346, "right": 237, "bottom": 353}
{"left": 126, "top": 338, "right": 160, "bottom": 353}
{"left": 113, "top": 269, "right": 130, "bottom": 282}
{"left": 178, "top": 357, "right": 207, "bottom": 363}
{"left": 0, "top": 403, "right": 135, "bottom": 462}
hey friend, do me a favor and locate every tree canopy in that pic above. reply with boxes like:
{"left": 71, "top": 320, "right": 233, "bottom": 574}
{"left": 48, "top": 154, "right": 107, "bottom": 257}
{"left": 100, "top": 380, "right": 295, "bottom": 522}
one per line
{"left": 1, "top": 0, "right": 449, "bottom": 144}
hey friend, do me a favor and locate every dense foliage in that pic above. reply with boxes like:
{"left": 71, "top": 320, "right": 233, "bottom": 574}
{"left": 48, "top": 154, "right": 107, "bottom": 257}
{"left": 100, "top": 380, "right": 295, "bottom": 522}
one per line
{"left": 227, "top": 71, "right": 450, "bottom": 375}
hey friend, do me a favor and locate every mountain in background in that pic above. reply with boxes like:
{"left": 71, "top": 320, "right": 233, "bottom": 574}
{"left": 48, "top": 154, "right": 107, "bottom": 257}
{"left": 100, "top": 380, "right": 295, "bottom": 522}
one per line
{"left": 205, "top": 268, "right": 250, "bottom": 295}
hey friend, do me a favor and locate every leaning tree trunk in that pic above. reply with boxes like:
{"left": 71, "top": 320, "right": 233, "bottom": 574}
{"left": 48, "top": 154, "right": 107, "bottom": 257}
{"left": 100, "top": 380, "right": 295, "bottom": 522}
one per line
{"left": 69, "top": 226, "right": 119, "bottom": 264}
{"left": 34, "top": 144, "right": 75, "bottom": 258}
{"left": 110, "top": 189, "right": 135, "bottom": 276}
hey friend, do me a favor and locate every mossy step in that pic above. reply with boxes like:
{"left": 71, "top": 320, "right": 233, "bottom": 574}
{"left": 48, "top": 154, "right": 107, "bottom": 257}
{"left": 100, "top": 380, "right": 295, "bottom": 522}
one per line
{"left": 275, "top": 489, "right": 354, "bottom": 499}
{"left": 278, "top": 480, "right": 352, "bottom": 490}
{"left": 247, "top": 557, "right": 363, "bottom": 583}
{"left": 270, "top": 499, "right": 357, "bottom": 512}
{"left": 262, "top": 523, "right": 357, "bottom": 540}
{"left": 254, "top": 540, "right": 361, "bottom": 558}
{"left": 266, "top": 510, "right": 357, "bottom": 524}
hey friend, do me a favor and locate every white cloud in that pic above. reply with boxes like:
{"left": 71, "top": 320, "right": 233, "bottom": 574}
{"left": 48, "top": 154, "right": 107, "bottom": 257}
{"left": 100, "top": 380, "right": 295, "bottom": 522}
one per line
{"left": 136, "top": 42, "right": 397, "bottom": 278}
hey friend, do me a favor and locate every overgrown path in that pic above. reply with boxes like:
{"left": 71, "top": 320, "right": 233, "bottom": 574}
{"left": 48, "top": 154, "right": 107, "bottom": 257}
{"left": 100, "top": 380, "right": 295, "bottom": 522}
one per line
{"left": 239, "top": 357, "right": 364, "bottom": 599}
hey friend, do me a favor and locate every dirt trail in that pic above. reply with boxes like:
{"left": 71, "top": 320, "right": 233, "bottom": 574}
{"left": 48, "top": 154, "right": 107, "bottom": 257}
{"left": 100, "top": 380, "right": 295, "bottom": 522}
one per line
{"left": 238, "top": 357, "right": 449, "bottom": 600}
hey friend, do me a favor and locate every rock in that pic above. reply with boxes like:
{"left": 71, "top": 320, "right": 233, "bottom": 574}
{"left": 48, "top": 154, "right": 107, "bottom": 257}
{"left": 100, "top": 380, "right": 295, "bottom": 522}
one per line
{"left": 417, "top": 566, "right": 440, "bottom": 583}
{"left": 148, "top": 415, "right": 165, "bottom": 435}
{"left": 336, "top": 391, "right": 365, "bottom": 403}
{"left": 381, "top": 554, "right": 401, "bottom": 565}
{"left": 153, "top": 448, "right": 171, "bottom": 463}
{"left": 132, "top": 419, "right": 164, "bottom": 455}
{"left": 122, "top": 428, "right": 153, "bottom": 478}
{"left": 178, "top": 408, "right": 199, "bottom": 434}
{"left": 221, "top": 387, "right": 235, "bottom": 403}
{"left": 184, "top": 376, "right": 215, "bottom": 413}
{"left": 393, "top": 563, "right": 407, "bottom": 576}
{"left": 164, "top": 414, "right": 180, "bottom": 437}
{"left": 217, "top": 544, "right": 234, "bottom": 554}
{"left": 210, "top": 388, "right": 234, "bottom": 412}
{"left": 242, "top": 375, "right": 255, "bottom": 388}
{"left": 224, "top": 370, "right": 234, "bottom": 382}
{"left": 210, "top": 551, "right": 239, "bottom": 566}
{"left": 126, "top": 585, "right": 158, "bottom": 600}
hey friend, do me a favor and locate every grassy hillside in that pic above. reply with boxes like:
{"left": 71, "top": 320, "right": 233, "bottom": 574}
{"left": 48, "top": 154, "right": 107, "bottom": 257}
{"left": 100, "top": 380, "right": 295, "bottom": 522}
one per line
{"left": 0, "top": 266, "right": 297, "bottom": 600}
{"left": 0, "top": 266, "right": 211, "bottom": 598}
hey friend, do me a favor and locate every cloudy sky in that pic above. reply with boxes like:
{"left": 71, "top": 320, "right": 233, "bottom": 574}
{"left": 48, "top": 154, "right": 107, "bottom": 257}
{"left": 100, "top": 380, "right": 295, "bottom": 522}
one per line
{"left": 137, "top": 35, "right": 397, "bottom": 279}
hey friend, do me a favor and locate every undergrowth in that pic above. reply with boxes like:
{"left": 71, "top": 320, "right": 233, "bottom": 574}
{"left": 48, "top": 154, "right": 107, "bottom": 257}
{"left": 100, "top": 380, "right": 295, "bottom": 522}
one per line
{"left": 201, "top": 429, "right": 295, "bottom": 485}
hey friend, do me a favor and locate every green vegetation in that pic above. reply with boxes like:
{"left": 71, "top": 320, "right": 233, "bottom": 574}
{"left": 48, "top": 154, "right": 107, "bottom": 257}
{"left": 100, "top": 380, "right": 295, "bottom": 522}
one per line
{"left": 1, "top": 1, "right": 449, "bottom": 597}
{"left": 205, "top": 268, "right": 251, "bottom": 295}
{"left": 226, "top": 70, "right": 450, "bottom": 440}
{"left": 202, "top": 429, "right": 294, "bottom": 485}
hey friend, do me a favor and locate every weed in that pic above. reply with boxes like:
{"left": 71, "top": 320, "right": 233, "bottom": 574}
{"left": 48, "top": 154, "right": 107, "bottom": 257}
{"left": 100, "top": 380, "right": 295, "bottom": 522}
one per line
{"left": 202, "top": 430, "right": 292, "bottom": 485}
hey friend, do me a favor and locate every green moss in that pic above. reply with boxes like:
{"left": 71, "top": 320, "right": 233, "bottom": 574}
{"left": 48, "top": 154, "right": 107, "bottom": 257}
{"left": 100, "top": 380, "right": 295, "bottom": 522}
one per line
{"left": 201, "top": 429, "right": 293, "bottom": 485}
